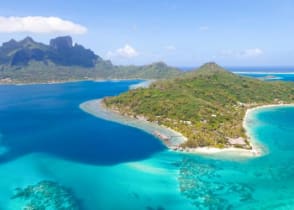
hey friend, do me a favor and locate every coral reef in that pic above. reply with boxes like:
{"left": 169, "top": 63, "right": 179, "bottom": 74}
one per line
{"left": 11, "top": 180, "right": 81, "bottom": 210}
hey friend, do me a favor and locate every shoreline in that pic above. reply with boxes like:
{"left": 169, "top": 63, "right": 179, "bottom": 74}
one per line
{"left": 0, "top": 78, "right": 155, "bottom": 86}
{"left": 0, "top": 78, "right": 92, "bottom": 86}
{"left": 80, "top": 99, "right": 187, "bottom": 148}
{"left": 242, "top": 104, "right": 294, "bottom": 155}
{"left": 79, "top": 99, "right": 292, "bottom": 158}
{"left": 187, "top": 104, "right": 293, "bottom": 156}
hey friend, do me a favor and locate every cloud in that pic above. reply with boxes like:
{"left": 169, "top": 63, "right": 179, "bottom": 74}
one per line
{"left": 0, "top": 16, "right": 87, "bottom": 34}
{"left": 199, "top": 26, "right": 209, "bottom": 31}
{"left": 219, "top": 49, "right": 235, "bottom": 57}
{"left": 107, "top": 44, "right": 139, "bottom": 59}
{"left": 165, "top": 45, "right": 176, "bottom": 51}
{"left": 241, "top": 48, "right": 264, "bottom": 57}
{"left": 220, "top": 48, "right": 264, "bottom": 58}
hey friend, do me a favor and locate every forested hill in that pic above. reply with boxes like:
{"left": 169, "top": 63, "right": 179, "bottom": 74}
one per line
{"left": 104, "top": 63, "right": 294, "bottom": 148}
{"left": 0, "top": 36, "right": 181, "bottom": 83}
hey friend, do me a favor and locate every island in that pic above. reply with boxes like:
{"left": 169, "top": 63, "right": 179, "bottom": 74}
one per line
{"left": 96, "top": 63, "right": 294, "bottom": 155}
{"left": 0, "top": 36, "right": 181, "bottom": 84}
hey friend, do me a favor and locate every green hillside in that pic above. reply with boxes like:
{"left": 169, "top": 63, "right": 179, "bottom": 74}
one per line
{"left": 104, "top": 63, "right": 294, "bottom": 148}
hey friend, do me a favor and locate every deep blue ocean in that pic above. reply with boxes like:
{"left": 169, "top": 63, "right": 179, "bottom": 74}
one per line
{"left": 0, "top": 81, "right": 165, "bottom": 165}
{"left": 0, "top": 73, "right": 293, "bottom": 209}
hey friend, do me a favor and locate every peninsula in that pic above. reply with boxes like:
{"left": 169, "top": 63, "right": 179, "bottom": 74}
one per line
{"left": 102, "top": 63, "right": 294, "bottom": 153}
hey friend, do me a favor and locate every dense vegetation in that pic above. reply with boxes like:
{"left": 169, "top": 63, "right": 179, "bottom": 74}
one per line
{"left": 104, "top": 63, "right": 294, "bottom": 148}
{"left": 0, "top": 37, "right": 181, "bottom": 83}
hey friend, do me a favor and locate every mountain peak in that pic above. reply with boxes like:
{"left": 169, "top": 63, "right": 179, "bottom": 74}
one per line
{"left": 18, "top": 36, "right": 39, "bottom": 49}
{"left": 2, "top": 39, "right": 18, "bottom": 48}
{"left": 199, "top": 62, "right": 225, "bottom": 70}
{"left": 6, "top": 38, "right": 17, "bottom": 44}
{"left": 22, "top": 36, "right": 34, "bottom": 43}
{"left": 50, "top": 36, "right": 73, "bottom": 50}
{"left": 149, "top": 61, "right": 168, "bottom": 67}
{"left": 195, "top": 62, "right": 231, "bottom": 75}
{"left": 182, "top": 62, "right": 233, "bottom": 79}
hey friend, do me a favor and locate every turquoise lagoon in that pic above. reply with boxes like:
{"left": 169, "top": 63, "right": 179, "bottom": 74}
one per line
{"left": 0, "top": 78, "right": 293, "bottom": 209}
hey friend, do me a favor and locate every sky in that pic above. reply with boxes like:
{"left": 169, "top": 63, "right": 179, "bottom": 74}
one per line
{"left": 0, "top": 0, "right": 294, "bottom": 67}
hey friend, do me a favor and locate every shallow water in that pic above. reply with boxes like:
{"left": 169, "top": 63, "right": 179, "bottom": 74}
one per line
{"left": 238, "top": 72, "right": 294, "bottom": 82}
{"left": 0, "top": 78, "right": 294, "bottom": 209}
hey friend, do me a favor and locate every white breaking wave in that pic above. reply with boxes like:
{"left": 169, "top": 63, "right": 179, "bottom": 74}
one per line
{"left": 234, "top": 71, "right": 294, "bottom": 75}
